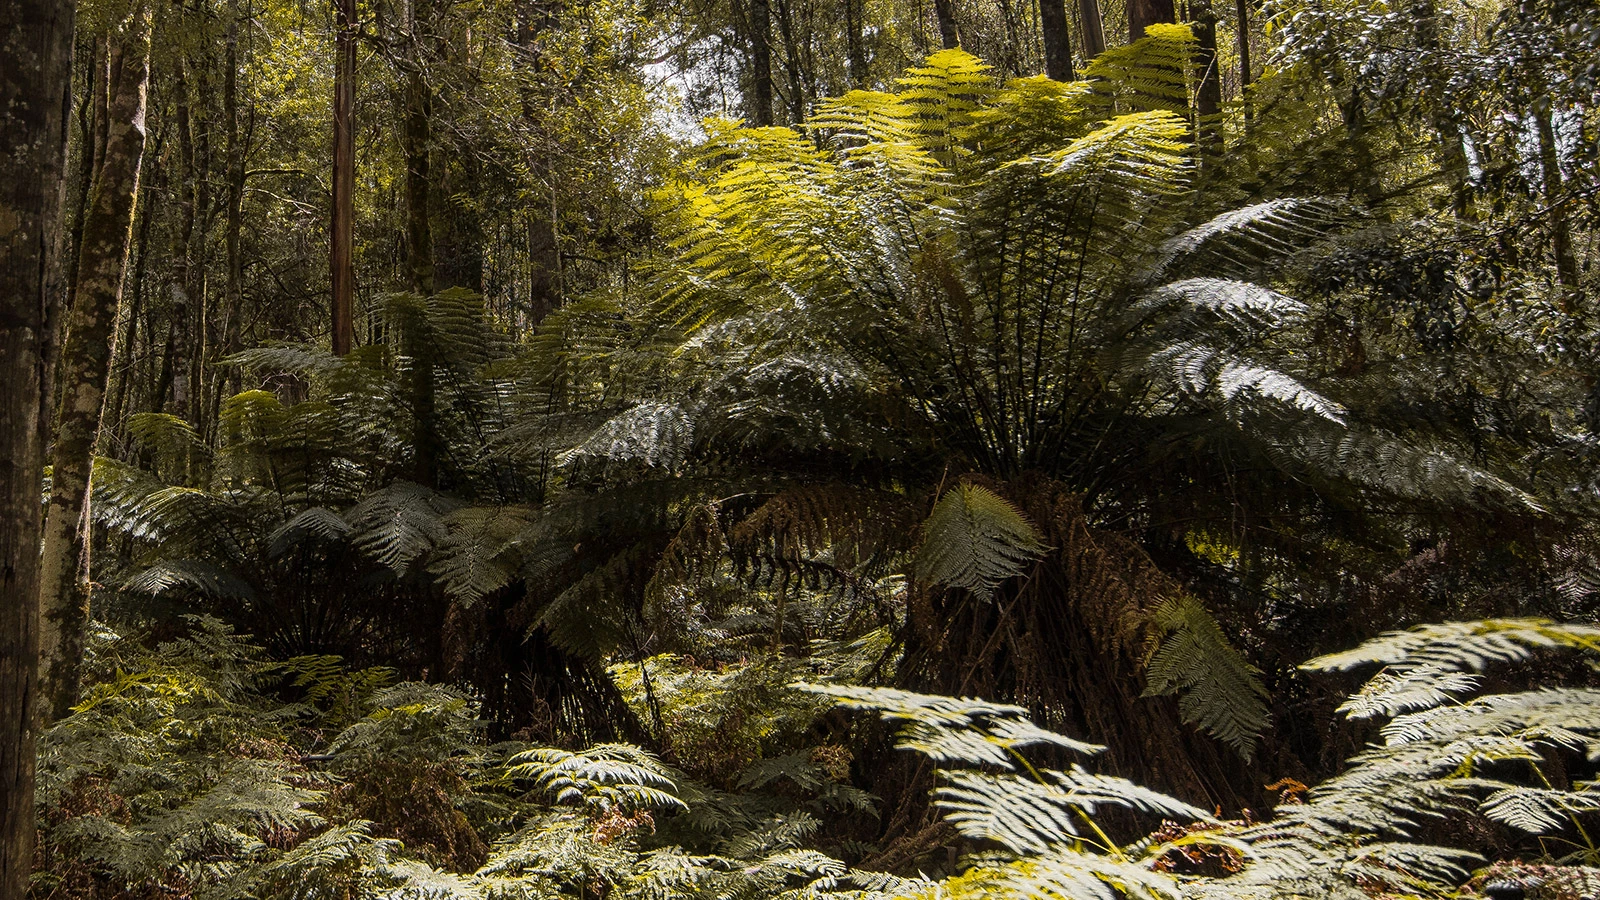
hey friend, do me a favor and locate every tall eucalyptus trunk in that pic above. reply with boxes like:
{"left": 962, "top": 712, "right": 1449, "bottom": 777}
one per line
{"left": 38, "top": 0, "right": 153, "bottom": 722}
{"left": 0, "top": 1, "right": 74, "bottom": 894}
{"left": 331, "top": 0, "right": 356, "bottom": 355}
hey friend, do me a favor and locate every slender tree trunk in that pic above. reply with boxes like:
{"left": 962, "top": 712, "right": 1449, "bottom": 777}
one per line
{"left": 401, "top": 0, "right": 439, "bottom": 487}
{"left": 223, "top": 7, "right": 245, "bottom": 365}
{"left": 331, "top": 0, "right": 356, "bottom": 355}
{"left": 403, "top": 80, "right": 434, "bottom": 297}
{"left": 1534, "top": 104, "right": 1580, "bottom": 315}
{"left": 748, "top": 0, "right": 775, "bottom": 124}
{"left": 38, "top": 0, "right": 153, "bottom": 722}
{"left": 933, "top": 0, "right": 960, "bottom": 48}
{"left": 1039, "top": 0, "right": 1074, "bottom": 80}
{"left": 1079, "top": 0, "right": 1106, "bottom": 58}
{"left": 772, "top": 0, "right": 808, "bottom": 120}
{"left": 845, "top": 0, "right": 869, "bottom": 85}
{"left": 1128, "top": 0, "right": 1174, "bottom": 40}
{"left": 514, "top": 0, "right": 561, "bottom": 326}
{"left": 1192, "top": 0, "right": 1222, "bottom": 153}
{"left": 1233, "top": 0, "right": 1252, "bottom": 123}
{"left": 0, "top": 2, "right": 74, "bottom": 894}
{"left": 102, "top": 136, "right": 157, "bottom": 451}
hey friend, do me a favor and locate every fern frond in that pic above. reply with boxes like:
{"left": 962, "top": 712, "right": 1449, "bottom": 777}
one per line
{"left": 505, "top": 744, "right": 687, "bottom": 814}
{"left": 1304, "top": 618, "right": 1600, "bottom": 675}
{"left": 914, "top": 484, "right": 1048, "bottom": 599}
{"left": 1142, "top": 595, "right": 1270, "bottom": 759}
{"left": 797, "top": 684, "right": 1102, "bottom": 765}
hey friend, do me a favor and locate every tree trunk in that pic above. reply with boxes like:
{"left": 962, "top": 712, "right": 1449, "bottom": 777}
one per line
{"left": 1079, "top": 0, "right": 1106, "bottom": 58}
{"left": 1128, "top": 0, "right": 1174, "bottom": 40}
{"left": 401, "top": 1, "right": 438, "bottom": 487}
{"left": 514, "top": 0, "right": 561, "bottom": 327}
{"left": 845, "top": 0, "right": 869, "bottom": 86}
{"left": 1534, "top": 104, "right": 1579, "bottom": 315}
{"left": 1192, "top": 0, "right": 1223, "bottom": 153}
{"left": 933, "top": 0, "right": 960, "bottom": 49}
{"left": 748, "top": 0, "right": 775, "bottom": 125}
{"left": 0, "top": 3, "right": 74, "bottom": 895}
{"left": 38, "top": 0, "right": 153, "bottom": 722}
{"left": 1234, "top": 0, "right": 1252, "bottom": 123}
{"left": 403, "top": 77, "right": 434, "bottom": 298}
{"left": 772, "top": 0, "right": 809, "bottom": 121}
{"left": 1039, "top": 0, "right": 1074, "bottom": 80}
{"left": 331, "top": 0, "right": 356, "bottom": 355}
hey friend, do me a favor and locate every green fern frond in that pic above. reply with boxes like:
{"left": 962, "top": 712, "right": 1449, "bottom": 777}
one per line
{"left": 505, "top": 744, "right": 687, "bottom": 814}
{"left": 1304, "top": 618, "right": 1600, "bottom": 675}
{"left": 798, "top": 684, "right": 1102, "bottom": 765}
{"left": 345, "top": 481, "right": 461, "bottom": 575}
{"left": 1142, "top": 596, "right": 1270, "bottom": 760}
{"left": 914, "top": 484, "right": 1048, "bottom": 599}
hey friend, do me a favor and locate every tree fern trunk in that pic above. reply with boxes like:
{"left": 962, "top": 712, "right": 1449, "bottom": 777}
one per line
{"left": 0, "top": 0, "right": 73, "bottom": 893}
{"left": 900, "top": 479, "right": 1266, "bottom": 809}
{"left": 38, "top": 0, "right": 152, "bottom": 722}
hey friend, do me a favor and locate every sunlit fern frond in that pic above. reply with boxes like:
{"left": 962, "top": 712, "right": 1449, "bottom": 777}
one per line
{"left": 505, "top": 744, "right": 686, "bottom": 814}
{"left": 1303, "top": 618, "right": 1600, "bottom": 675}
{"left": 797, "top": 684, "right": 1102, "bottom": 766}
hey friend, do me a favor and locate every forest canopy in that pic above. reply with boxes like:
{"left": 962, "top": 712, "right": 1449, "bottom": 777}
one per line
{"left": 1, "top": 0, "right": 1599, "bottom": 897}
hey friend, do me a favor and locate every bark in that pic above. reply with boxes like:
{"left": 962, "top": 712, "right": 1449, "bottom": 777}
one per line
{"left": 403, "top": 76, "right": 434, "bottom": 297}
{"left": 1233, "top": 0, "right": 1252, "bottom": 123}
{"left": 772, "top": 0, "right": 808, "bottom": 121}
{"left": 1534, "top": 104, "right": 1580, "bottom": 315}
{"left": 331, "top": 0, "right": 356, "bottom": 355}
{"left": 514, "top": 0, "right": 561, "bottom": 326}
{"left": 0, "top": 2, "right": 73, "bottom": 896}
{"left": 38, "top": 0, "right": 153, "bottom": 723}
{"left": 402, "top": 0, "right": 438, "bottom": 486}
{"left": 102, "top": 138, "right": 157, "bottom": 449}
{"left": 748, "top": 0, "right": 775, "bottom": 125}
{"left": 223, "top": 9, "right": 245, "bottom": 367}
{"left": 1079, "top": 0, "right": 1106, "bottom": 58}
{"left": 933, "top": 0, "right": 960, "bottom": 49}
{"left": 1128, "top": 0, "right": 1174, "bottom": 40}
{"left": 1039, "top": 0, "right": 1074, "bottom": 81}
{"left": 1192, "top": 0, "right": 1223, "bottom": 153}
{"left": 845, "top": 0, "right": 868, "bottom": 86}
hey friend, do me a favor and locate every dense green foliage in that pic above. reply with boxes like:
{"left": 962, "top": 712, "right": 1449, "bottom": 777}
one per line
{"left": 19, "top": 0, "right": 1600, "bottom": 894}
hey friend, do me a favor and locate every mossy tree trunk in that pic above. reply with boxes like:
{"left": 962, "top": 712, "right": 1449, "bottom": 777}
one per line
{"left": 37, "top": 0, "right": 153, "bottom": 723}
